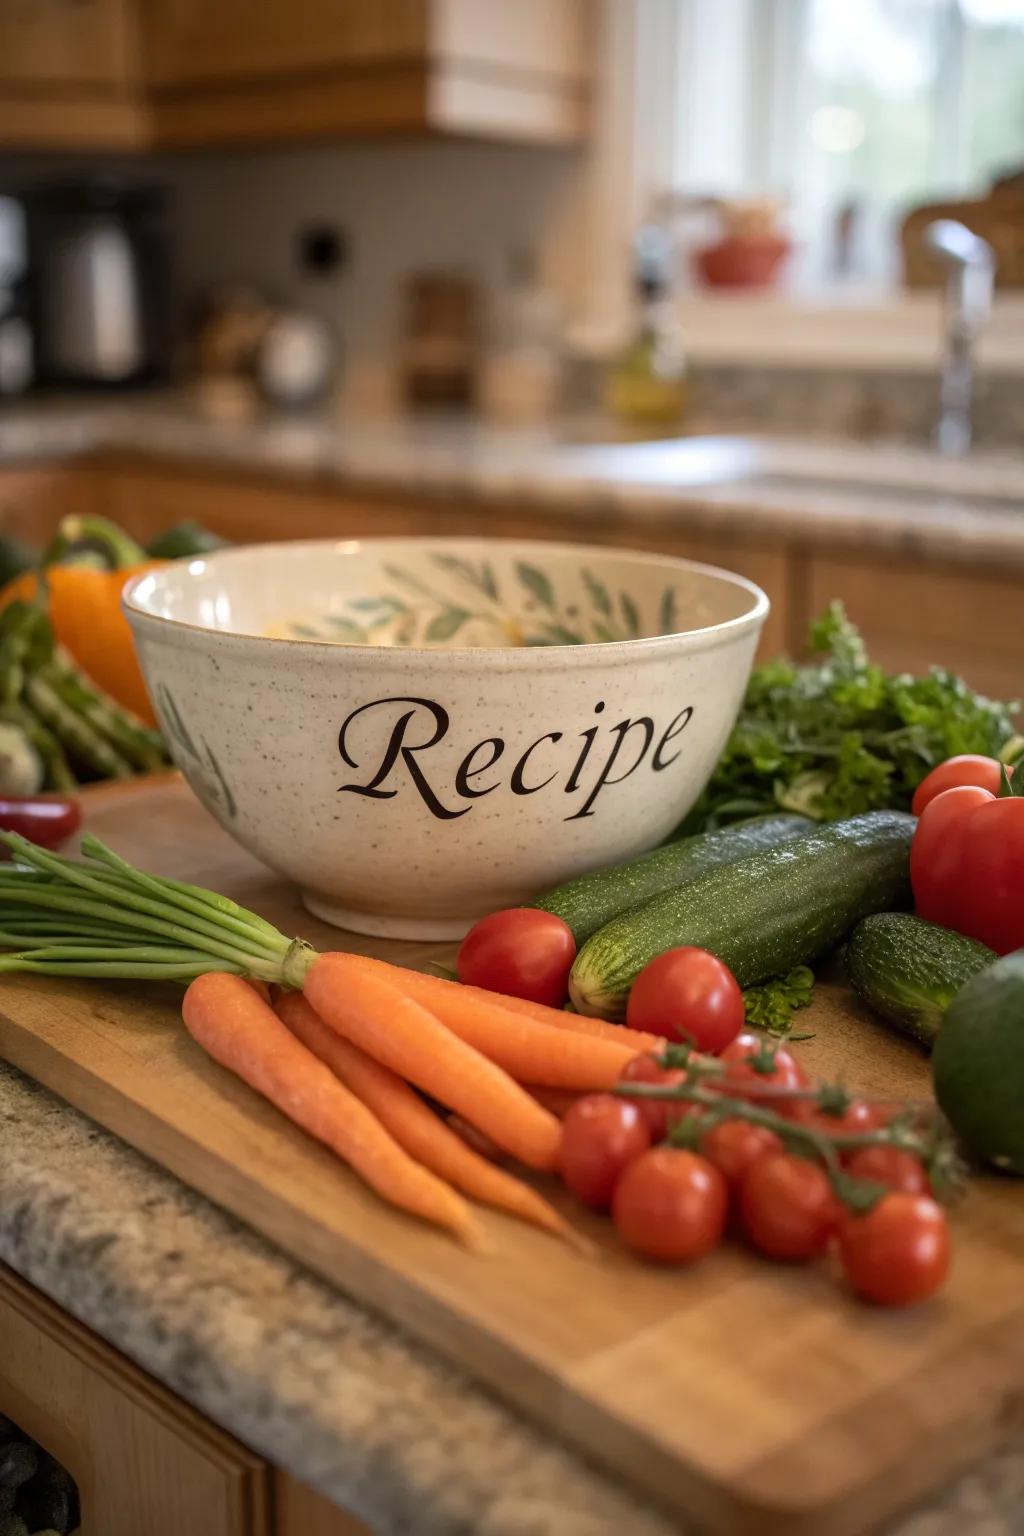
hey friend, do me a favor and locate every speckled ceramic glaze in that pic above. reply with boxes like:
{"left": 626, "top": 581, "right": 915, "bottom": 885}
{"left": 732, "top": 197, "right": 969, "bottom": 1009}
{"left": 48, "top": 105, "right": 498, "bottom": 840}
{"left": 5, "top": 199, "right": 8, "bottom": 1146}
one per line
{"left": 124, "top": 539, "right": 768, "bottom": 939}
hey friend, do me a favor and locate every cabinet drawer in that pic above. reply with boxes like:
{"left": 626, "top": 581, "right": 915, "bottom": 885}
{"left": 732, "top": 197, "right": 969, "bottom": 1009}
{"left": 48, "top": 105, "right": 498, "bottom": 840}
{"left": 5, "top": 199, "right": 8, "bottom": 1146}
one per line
{"left": 0, "top": 1265, "right": 269, "bottom": 1536}
{"left": 807, "top": 556, "right": 1024, "bottom": 703}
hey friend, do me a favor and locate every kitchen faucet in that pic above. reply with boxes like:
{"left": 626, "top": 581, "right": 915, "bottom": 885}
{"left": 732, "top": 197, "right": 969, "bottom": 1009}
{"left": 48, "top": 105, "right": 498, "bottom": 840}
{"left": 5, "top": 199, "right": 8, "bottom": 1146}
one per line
{"left": 923, "top": 219, "right": 995, "bottom": 456}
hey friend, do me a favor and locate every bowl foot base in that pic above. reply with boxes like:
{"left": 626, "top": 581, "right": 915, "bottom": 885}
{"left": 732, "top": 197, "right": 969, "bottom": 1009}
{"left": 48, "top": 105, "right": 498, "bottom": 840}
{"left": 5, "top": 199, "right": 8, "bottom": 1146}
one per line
{"left": 301, "top": 889, "right": 476, "bottom": 942}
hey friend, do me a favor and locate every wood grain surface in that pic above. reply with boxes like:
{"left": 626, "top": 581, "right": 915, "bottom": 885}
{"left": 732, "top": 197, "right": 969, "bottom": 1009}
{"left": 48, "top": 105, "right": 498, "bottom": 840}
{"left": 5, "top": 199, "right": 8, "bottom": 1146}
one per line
{"left": 0, "top": 775, "right": 1022, "bottom": 1536}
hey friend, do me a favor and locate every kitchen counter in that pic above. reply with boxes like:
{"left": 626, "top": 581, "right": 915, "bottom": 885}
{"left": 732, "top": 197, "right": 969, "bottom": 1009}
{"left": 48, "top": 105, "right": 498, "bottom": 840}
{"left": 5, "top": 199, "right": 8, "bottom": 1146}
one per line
{"left": 2, "top": 1058, "right": 1023, "bottom": 1535}
{"left": 1, "top": 395, "right": 1023, "bottom": 574}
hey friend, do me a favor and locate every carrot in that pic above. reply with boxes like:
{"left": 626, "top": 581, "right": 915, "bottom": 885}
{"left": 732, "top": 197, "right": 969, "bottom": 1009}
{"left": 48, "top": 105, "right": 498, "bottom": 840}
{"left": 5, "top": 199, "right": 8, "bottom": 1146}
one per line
{"left": 277, "top": 990, "right": 584, "bottom": 1247}
{"left": 182, "top": 972, "right": 480, "bottom": 1247}
{"left": 337, "top": 952, "right": 636, "bottom": 1090}
{"left": 370, "top": 959, "right": 661, "bottom": 1053}
{"left": 302, "top": 952, "right": 562, "bottom": 1171}
{"left": 522, "top": 1084, "right": 583, "bottom": 1119}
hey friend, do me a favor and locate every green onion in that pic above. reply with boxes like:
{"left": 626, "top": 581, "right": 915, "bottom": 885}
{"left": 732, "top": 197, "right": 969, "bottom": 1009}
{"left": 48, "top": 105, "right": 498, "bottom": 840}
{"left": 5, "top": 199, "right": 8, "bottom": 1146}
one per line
{"left": 0, "top": 832, "right": 316, "bottom": 989}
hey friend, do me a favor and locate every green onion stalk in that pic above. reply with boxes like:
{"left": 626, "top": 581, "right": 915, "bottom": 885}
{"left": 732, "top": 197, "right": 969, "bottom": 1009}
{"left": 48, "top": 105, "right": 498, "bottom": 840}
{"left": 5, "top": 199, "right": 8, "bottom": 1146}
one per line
{"left": 0, "top": 832, "right": 315, "bottom": 987}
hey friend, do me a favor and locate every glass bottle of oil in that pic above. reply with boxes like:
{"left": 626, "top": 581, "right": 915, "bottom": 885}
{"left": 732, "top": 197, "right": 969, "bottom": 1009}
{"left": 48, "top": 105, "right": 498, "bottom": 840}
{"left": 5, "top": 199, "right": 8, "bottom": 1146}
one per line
{"left": 606, "top": 224, "right": 690, "bottom": 433}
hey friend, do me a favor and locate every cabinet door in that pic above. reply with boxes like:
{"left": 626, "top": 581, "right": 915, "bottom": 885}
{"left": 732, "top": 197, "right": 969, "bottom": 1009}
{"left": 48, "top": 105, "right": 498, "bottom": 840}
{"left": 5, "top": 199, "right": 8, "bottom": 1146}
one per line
{"left": 0, "top": 0, "right": 136, "bottom": 87}
{"left": 0, "top": 1265, "right": 269, "bottom": 1536}
{"left": 807, "top": 555, "right": 1024, "bottom": 703}
{"left": 0, "top": 465, "right": 108, "bottom": 545}
{"left": 143, "top": 0, "right": 428, "bottom": 87}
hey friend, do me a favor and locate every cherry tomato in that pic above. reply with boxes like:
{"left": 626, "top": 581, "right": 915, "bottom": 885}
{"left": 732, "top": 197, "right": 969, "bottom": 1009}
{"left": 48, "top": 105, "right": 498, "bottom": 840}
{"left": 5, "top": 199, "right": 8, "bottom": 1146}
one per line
{"left": 791, "top": 1097, "right": 885, "bottom": 1137}
{"left": 457, "top": 908, "right": 576, "bottom": 1007}
{"left": 625, "top": 946, "right": 744, "bottom": 1053}
{"left": 740, "top": 1153, "right": 839, "bottom": 1260}
{"left": 618, "top": 1053, "right": 691, "bottom": 1141}
{"left": 699, "top": 1118, "right": 783, "bottom": 1189}
{"left": 911, "top": 755, "right": 1009, "bottom": 817}
{"left": 0, "top": 795, "right": 80, "bottom": 851}
{"left": 844, "top": 1146, "right": 931, "bottom": 1195}
{"left": 612, "top": 1148, "right": 728, "bottom": 1263}
{"left": 558, "top": 1093, "right": 651, "bottom": 1209}
{"left": 718, "top": 1032, "right": 808, "bottom": 1111}
{"left": 839, "top": 1193, "right": 950, "bottom": 1306}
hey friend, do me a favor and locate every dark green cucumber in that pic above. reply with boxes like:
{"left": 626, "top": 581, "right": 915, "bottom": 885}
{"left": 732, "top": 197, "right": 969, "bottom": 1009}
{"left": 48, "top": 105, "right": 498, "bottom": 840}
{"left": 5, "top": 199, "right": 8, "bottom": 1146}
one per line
{"left": 933, "top": 950, "right": 1024, "bottom": 1175}
{"left": 847, "top": 913, "right": 995, "bottom": 1049}
{"left": 532, "top": 813, "right": 811, "bottom": 944}
{"left": 569, "top": 810, "right": 915, "bottom": 1019}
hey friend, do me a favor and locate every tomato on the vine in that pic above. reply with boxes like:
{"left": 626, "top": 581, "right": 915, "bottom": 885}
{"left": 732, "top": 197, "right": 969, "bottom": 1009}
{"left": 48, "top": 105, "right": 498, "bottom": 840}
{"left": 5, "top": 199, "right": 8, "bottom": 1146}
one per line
{"left": 911, "top": 755, "right": 1010, "bottom": 817}
{"left": 718, "top": 1033, "right": 808, "bottom": 1110}
{"left": 791, "top": 1097, "right": 885, "bottom": 1137}
{"left": 457, "top": 908, "right": 576, "bottom": 1007}
{"left": 612, "top": 1148, "right": 727, "bottom": 1263}
{"left": 839, "top": 1193, "right": 950, "bottom": 1306}
{"left": 739, "top": 1153, "right": 839, "bottom": 1260}
{"left": 618, "top": 1053, "right": 692, "bottom": 1141}
{"left": 558, "top": 1094, "right": 650, "bottom": 1209}
{"left": 844, "top": 1146, "right": 931, "bottom": 1195}
{"left": 625, "top": 946, "right": 744, "bottom": 1053}
{"left": 699, "top": 1118, "right": 783, "bottom": 1189}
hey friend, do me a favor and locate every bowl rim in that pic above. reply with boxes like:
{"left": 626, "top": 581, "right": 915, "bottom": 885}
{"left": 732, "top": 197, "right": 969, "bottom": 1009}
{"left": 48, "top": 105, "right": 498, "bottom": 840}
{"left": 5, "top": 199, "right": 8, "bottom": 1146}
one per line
{"left": 123, "top": 535, "right": 770, "bottom": 664}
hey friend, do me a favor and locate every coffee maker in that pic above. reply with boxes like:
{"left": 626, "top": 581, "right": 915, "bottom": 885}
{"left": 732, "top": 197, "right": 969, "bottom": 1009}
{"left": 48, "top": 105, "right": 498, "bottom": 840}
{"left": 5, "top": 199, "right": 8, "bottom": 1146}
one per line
{"left": 1, "top": 177, "right": 172, "bottom": 392}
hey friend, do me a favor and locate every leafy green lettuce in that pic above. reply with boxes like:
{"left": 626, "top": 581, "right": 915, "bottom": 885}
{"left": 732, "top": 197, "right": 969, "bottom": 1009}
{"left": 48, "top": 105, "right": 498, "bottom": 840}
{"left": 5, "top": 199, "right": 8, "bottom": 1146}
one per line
{"left": 682, "top": 603, "right": 1020, "bottom": 831}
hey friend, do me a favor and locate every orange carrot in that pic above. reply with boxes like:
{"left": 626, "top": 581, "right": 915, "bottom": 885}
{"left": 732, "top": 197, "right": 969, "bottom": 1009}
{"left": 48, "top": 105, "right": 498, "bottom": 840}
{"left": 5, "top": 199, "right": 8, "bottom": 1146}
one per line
{"left": 367, "top": 960, "right": 661, "bottom": 1053}
{"left": 522, "top": 1084, "right": 583, "bottom": 1118}
{"left": 182, "top": 972, "right": 480, "bottom": 1246}
{"left": 302, "top": 953, "right": 562, "bottom": 1171}
{"left": 337, "top": 953, "right": 636, "bottom": 1090}
{"left": 277, "top": 990, "right": 582, "bottom": 1247}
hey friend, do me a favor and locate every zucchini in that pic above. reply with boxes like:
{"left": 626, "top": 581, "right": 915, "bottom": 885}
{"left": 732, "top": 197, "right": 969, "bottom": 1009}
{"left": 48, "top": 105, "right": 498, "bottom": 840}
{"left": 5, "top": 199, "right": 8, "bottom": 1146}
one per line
{"left": 846, "top": 913, "right": 995, "bottom": 1049}
{"left": 569, "top": 810, "right": 915, "bottom": 1019}
{"left": 933, "top": 950, "right": 1024, "bottom": 1175}
{"left": 533, "top": 813, "right": 810, "bottom": 944}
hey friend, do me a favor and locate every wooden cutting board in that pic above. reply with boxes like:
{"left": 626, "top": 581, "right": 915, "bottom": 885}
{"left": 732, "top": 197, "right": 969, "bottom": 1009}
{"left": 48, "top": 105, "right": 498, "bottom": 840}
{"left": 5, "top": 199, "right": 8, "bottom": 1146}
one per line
{"left": 0, "top": 775, "right": 1022, "bottom": 1536}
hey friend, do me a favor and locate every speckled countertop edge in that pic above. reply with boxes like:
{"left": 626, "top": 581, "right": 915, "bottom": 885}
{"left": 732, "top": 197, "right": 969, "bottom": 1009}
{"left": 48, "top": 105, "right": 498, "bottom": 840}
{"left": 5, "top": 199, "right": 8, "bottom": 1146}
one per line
{"left": 2, "top": 400, "right": 1024, "bottom": 575}
{"left": 1, "top": 1061, "right": 1023, "bottom": 1536}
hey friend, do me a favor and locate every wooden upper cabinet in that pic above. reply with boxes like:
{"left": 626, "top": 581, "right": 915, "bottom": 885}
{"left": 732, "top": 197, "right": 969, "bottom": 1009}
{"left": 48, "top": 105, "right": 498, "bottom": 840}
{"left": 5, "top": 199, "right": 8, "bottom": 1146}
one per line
{"left": 141, "top": 0, "right": 590, "bottom": 148}
{"left": 0, "top": 0, "right": 590, "bottom": 150}
{"left": 0, "top": 0, "right": 146, "bottom": 148}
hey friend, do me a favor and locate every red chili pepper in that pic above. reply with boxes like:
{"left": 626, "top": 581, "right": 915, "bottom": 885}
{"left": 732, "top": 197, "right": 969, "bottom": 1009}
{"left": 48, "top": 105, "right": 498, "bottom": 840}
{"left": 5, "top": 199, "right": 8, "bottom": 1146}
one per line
{"left": 0, "top": 796, "right": 81, "bottom": 851}
{"left": 911, "top": 769, "right": 1024, "bottom": 954}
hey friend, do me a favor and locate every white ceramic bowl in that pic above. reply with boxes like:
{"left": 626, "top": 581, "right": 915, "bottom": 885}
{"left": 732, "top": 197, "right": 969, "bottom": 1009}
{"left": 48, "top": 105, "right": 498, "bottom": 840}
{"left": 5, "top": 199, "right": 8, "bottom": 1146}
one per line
{"left": 124, "top": 538, "right": 768, "bottom": 939}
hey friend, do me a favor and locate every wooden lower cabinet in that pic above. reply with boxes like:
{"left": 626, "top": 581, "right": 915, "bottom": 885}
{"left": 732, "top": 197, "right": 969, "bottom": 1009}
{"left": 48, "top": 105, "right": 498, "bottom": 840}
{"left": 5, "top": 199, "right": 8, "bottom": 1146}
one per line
{"left": 0, "top": 1265, "right": 371, "bottom": 1536}
{"left": 1, "top": 456, "right": 1022, "bottom": 693}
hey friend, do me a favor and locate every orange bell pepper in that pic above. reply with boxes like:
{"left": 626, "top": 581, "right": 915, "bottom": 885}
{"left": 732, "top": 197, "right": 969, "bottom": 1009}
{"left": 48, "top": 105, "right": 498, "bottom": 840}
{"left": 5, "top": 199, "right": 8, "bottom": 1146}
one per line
{"left": 0, "top": 562, "right": 164, "bottom": 726}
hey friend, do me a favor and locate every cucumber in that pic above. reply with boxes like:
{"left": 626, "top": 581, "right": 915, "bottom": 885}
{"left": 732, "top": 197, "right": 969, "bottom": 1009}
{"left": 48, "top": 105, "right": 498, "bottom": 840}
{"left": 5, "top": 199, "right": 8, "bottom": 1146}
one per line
{"left": 533, "top": 813, "right": 811, "bottom": 944}
{"left": 569, "top": 810, "right": 915, "bottom": 1019}
{"left": 846, "top": 913, "right": 995, "bottom": 1049}
{"left": 933, "top": 950, "right": 1024, "bottom": 1175}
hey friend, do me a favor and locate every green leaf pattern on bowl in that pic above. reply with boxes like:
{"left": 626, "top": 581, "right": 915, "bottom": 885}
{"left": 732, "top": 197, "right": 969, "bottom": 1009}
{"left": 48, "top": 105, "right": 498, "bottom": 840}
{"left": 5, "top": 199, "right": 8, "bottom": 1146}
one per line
{"left": 273, "top": 553, "right": 688, "bottom": 649}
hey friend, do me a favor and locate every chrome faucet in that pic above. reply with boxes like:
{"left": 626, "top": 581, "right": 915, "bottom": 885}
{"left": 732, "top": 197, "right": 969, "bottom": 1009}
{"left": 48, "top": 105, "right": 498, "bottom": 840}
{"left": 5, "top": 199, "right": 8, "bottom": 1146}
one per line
{"left": 924, "top": 219, "right": 995, "bottom": 456}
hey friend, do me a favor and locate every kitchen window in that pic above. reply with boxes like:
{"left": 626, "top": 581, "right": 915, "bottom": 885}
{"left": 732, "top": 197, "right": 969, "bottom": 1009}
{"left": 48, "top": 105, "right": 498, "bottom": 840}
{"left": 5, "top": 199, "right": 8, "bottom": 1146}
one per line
{"left": 636, "top": 0, "right": 1024, "bottom": 290}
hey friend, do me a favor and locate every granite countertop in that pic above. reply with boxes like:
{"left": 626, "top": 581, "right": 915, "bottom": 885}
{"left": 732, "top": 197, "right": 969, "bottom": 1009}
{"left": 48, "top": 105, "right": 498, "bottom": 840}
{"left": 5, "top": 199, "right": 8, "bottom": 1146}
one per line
{"left": 2, "top": 395, "right": 1024, "bottom": 572}
{"left": 1, "top": 1059, "right": 1023, "bottom": 1536}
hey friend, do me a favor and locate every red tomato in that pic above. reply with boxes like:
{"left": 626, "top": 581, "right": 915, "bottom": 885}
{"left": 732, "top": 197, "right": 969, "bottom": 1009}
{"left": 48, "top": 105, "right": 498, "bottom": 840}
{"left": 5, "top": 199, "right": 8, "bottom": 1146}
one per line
{"left": 0, "top": 795, "right": 80, "bottom": 851}
{"left": 911, "top": 755, "right": 1009, "bottom": 817}
{"left": 612, "top": 1148, "right": 728, "bottom": 1263}
{"left": 457, "top": 908, "right": 576, "bottom": 1007}
{"left": 739, "top": 1153, "right": 839, "bottom": 1261}
{"left": 699, "top": 1118, "right": 783, "bottom": 1188}
{"left": 718, "top": 1032, "right": 808, "bottom": 1111}
{"left": 845, "top": 1146, "right": 931, "bottom": 1196}
{"left": 911, "top": 784, "right": 1024, "bottom": 953}
{"left": 839, "top": 1194, "right": 950, "bottom": 1306}
{"left": 791, "top": 1097, "right": 885, "bottom": 1137}
{"left": 558, "top": 1094, "right": 651, "bottom": 1209}
{"left": 617, "top": 1054, "right": 691, "bottom": 1142}
{"left": 625, "top": 946, "right": 744, "bottom": 1053}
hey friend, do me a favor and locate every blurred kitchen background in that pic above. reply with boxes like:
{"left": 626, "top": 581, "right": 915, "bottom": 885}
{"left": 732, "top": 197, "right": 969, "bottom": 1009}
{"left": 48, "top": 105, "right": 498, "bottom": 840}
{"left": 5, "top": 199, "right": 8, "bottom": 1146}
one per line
{"left": 0, "top": 0, "right": 1022, "bottom": 694}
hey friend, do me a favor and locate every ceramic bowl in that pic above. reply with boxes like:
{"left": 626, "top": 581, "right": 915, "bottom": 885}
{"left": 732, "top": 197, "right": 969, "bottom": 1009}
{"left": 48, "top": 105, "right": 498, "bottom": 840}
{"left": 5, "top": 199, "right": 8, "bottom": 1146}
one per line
{"left": 124, "top": 538, "right": 768, "bottom": 940}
